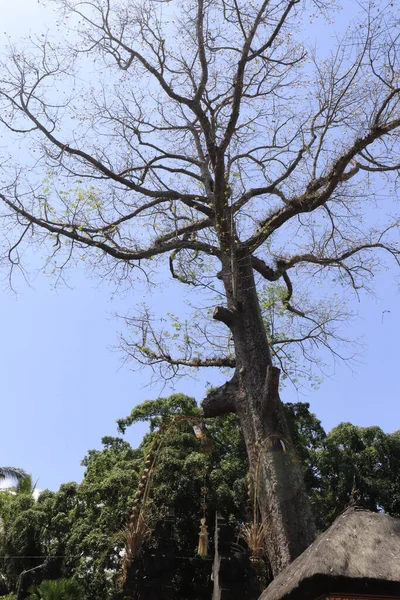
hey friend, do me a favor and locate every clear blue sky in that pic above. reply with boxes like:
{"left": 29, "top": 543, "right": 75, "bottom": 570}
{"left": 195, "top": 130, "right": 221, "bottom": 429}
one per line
{"left": 0, "top": 1, "right": 399, "bottom": 492}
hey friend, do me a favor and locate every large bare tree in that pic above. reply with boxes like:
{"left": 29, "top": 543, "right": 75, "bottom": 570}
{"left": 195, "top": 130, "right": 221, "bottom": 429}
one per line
{"left": 0, "top": 0, "right": 399, "bottom": 581}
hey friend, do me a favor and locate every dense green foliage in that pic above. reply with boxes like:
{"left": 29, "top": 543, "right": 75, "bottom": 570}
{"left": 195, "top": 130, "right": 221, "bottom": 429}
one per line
{"left": 118, "top": 394, "right": 249, "bottom": 528}
{"left": 312, "top": 423, "right": 400, "bottom": 528}
{"left": 119, "top": 394, "right": 252, "bottom": 599}
{"left": 27, "top": 578, "right": 84, "bottom": 600}
{"left": 1, "top": 396, "right": 400, "bottom": 600}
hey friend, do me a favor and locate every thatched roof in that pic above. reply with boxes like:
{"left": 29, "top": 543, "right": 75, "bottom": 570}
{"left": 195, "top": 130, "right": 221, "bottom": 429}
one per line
{"left": 260, "top": 507, "right": 400, "bottom": 600}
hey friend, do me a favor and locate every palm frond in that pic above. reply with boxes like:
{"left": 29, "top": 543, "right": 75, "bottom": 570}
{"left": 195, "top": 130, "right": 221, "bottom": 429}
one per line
{"left": 120, "top": 511, "right": 155, "bottom": 587}
{"left": 0, "top": 467, "right": 27, "bottom": 482}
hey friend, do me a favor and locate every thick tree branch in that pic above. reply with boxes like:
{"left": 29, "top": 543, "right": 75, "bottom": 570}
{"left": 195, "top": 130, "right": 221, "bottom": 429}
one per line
{"left": 281, "top": 272, "right": 306, "bottom": 318}
{"left": 79, "top": 2, "right": 218, "bottom": 166}
{"left": 252, "top": 240, "right": 400, "bottom": 283}
{"left": 243, "top": 117, "right": 400, "bottom": 253}
{"left": 194, "top": 0, "right": 208, "bottom": 102}
{"left": 136, "top": 347, "right": 235, "bottom": 370}
{"left": 4, "top": 92, "right": 212, "bottom": 213}
{"left": 213, "top": 306, "right": 236, "bottom": 327}
{"left": 251, "top": 256, "right": 281, "bottom": 281}
{"left": 252, "top": 257, "right": 306, "bottom": 316}
{"left": 220, "top": 0, "right": 299, "bottom": 154}
{"left": 0, "top": 194, "right": 219, "bottom": 262}
{"left": 282, "top": 241, "right": 400, "bottom": 271}
{"left": 155, "top": 217, "right": 213, "bottom": 246}
{"left": 202, "top": 374, "right": 241, "bottom": 418}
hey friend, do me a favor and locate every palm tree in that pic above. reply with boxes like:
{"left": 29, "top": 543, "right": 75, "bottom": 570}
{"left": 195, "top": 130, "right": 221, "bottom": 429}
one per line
{"left": 27, "top": 578, "right": 84, "bottom": 600}
{"left": 0, "top": 467, "right": 27, "bottom": 483}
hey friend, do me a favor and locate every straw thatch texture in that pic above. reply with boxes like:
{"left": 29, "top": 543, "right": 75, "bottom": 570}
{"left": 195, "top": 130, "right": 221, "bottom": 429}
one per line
{"left": 260, "top": 507, "right": 400, "bottom": 600}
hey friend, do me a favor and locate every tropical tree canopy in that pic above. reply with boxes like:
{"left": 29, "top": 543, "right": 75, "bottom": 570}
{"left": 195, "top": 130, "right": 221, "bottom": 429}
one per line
{"left": 1, "top": 396, "right": 399, "bottom": 600}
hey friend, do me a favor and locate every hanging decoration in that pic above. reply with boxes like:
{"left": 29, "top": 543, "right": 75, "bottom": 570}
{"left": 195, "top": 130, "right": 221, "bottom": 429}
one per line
{"left": 119, "top": 415, "right": 213, "bottom": 590}
{"left": 239, "top": 434, "right": 290, "bottom": 589}
{"left": 198, "top": 516, "right": 209, "bottom": 557}
{"left": 197, "top": 422, "right": 211, "bottom": 557}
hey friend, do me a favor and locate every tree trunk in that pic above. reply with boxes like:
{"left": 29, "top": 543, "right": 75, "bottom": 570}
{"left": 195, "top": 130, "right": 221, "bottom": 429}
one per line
{"left": 203, "top": 255, "right": 316, "bottom": 577}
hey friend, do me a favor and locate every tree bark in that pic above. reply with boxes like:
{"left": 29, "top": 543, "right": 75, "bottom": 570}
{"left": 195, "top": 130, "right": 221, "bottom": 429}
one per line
{"left": 203, "top": 254, "right": 316, "bottom": 577}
